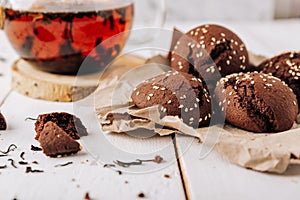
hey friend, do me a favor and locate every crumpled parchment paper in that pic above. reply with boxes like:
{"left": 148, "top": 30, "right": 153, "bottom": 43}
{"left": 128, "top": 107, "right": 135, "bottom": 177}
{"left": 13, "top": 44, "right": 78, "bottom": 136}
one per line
{"left": 95, "top": 53, "right": 300, "bottom": 174}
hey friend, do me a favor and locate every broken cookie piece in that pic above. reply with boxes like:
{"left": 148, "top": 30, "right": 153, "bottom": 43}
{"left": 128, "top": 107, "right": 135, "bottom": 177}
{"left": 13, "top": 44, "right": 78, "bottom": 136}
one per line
{"left": 0, "top": 113, "right": 7, "bottom": 130}
{"left": 39, "top": 121, "right": 81, "bottom": 157}
{"left": 35, "top": 112, "right": 88, "bottom": 140}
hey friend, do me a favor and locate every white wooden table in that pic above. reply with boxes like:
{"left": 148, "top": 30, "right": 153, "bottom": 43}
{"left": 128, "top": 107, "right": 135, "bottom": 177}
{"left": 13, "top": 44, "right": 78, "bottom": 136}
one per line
{"left": 0, "top": 20, "right": 300, "bottom": 200}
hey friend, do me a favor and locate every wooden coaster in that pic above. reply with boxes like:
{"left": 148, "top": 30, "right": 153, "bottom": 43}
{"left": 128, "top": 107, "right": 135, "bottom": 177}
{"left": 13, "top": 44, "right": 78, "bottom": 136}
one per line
{"left": 11, "top": 55, "right": 146, "bottom": 102}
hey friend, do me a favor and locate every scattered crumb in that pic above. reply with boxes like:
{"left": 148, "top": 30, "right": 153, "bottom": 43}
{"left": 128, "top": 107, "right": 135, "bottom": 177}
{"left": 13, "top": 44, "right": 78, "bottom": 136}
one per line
{"left": 84, "top": 192, "right": 91, "bottom": 200}
{"left": 71, "top": 178, "right": 76, "bottom": 182}
{"left": 164, "top": 174, "right": 171, "bottom": 179}
{"left": 117, "top": 170, "right": 122, "bottom": 175}
{"left": 153, "top": 156, "right": 163, "bottom": 164}
{"left": 124, "top": 180, "right": 129, "bottom": 184}
{"left": 138, "top": 193, "right": 145, "bottom": 198}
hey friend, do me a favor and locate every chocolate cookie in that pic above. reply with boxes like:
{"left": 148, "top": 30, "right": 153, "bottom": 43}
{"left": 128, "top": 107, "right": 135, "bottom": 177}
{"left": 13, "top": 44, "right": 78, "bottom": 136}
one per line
{"left": 260, "top": 52, "right": 300, "bottom": 107}
{"left": 171, "top": 24, "right": 257, "bottom": 83}
{"left": 39, "top": 122, "right": 81, "bottom": 157}
{"left": 215, "top": 72, "right": 298, "bottom": 132}
{"left": 0, "top": 113, "right": 7, "bottom": 130}
{"left": 131, "top": 71, "right": 212, "bottom": 128}
{"left": 35, "top": 112, "right": 88, "bottom": 140}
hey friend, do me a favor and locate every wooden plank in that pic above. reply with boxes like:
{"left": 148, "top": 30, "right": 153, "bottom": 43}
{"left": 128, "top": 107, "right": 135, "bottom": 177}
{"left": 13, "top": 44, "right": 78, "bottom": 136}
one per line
{"left": 11, "top": 54, "right": 145, "bottom": 102}
{"left": 0, "top": 92, "right": 186, "bottom": 199}
{"left": 176, "top": 135, "right": 300, "bottom": 200}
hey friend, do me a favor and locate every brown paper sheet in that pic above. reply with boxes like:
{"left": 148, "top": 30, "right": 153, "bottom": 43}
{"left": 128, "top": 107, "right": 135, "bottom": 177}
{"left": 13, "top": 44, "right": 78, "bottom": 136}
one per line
{"left": 95, "top": 53, "right": 300, "bottom": 174}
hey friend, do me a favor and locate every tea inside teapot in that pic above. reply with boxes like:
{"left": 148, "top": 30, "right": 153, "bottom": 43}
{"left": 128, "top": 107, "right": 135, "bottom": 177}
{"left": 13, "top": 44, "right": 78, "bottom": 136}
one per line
{"left": 1, "top": 0, "right": 134, "bottom": 74}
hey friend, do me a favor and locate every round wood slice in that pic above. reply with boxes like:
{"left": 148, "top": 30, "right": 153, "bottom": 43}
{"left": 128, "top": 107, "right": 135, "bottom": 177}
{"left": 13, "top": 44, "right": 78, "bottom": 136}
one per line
{"left": 12, "top": 55, "right": 146, "bottom": 102}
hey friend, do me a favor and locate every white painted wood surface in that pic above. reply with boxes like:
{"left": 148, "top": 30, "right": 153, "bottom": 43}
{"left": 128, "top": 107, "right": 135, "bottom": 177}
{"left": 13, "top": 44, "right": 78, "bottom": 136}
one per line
{"left": 0, "top": 91, "right": 186, "bottom": 200}
{"left": 0, "top": 31, "right": 185, "bottom": 199}
{"left": 176, "top": 136, "right": 300, "bottom": 200}
{"left": 174, "top": 20, "right": 300, "bottom": 200}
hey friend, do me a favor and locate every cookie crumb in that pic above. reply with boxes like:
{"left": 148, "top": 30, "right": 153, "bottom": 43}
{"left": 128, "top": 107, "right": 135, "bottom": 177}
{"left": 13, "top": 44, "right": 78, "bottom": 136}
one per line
{"left": 138, "top": 193, "right": 145, "bottom": 198}
{"left": 84, "top": 192, "right": 91, "bottom": 200}
{"left": 164, "top": 174, "right": 171, "bottom": 178}
{"left": 117, "top": 170, "right": 122, "bottom": 175}
{"left": 153, "top": 155, "right": 163, "bottom": 164}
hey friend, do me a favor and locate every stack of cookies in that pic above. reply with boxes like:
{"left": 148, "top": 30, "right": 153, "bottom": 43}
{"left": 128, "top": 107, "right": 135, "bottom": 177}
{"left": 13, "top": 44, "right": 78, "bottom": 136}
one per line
{"left": 34, "top": 112, "right": 88, "bottom": 157}
{"left": 131, "top": 24, "right": 299, "bottom": 133}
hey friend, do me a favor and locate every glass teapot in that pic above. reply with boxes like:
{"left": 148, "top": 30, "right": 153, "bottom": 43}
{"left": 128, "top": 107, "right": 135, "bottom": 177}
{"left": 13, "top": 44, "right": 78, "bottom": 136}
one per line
{"left": 0, "top": 0, "right": 166, "bottom": 74}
